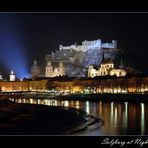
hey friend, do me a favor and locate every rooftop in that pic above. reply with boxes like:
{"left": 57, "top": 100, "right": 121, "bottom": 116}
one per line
{"left": 101, "top": 58, "right": 113, "bottom": 64}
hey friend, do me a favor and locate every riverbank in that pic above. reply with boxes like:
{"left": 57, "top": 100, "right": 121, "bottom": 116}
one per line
{"left": 2, "top": 91, "right": 148, "bottom": 103}
{"left": 0, "top": 99, "right": 100, "bottom": 135}
{"left": 55, "top": 93, "right": 148, "bottom": 103}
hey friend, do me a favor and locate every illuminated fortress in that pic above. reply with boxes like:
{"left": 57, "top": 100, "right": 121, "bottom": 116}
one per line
{"left": 45, "top": 39, "right": 121, "bottom": 77}
{"left": 59, "top": 39, "right": 117, "bottom": 52}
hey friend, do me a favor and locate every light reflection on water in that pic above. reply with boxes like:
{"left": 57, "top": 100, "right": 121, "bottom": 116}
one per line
{"left": 12, "top": 98, "right": 148, "bottom": 135}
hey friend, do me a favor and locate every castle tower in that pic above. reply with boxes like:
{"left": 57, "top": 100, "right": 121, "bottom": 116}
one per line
{"left": 45, "top": 61, "right": 53, "bottom": 77}
{"left": 58, "top": 61, "right": 65, "bottom": 76}
{"left": 31, "top": 59, "right": 41, "bottom": 77}
{"left": 10, "top": 70, "right": 15, "bottom": 81}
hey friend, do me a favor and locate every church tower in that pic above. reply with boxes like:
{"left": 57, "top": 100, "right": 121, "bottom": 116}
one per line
{"left": 58, "top": 61, "right": 65, "bottom": 76}
{"left": 10, "top": 70, "right": 15, "bottom": 81}
{"left": 45, "top": 61, "right": 53, "bottom": 77}
{"left": 0, "top": 72, "right": 3, "bottom": 80}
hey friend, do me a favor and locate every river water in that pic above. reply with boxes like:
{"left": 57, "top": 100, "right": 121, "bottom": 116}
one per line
{"left": 12, "top": 98, "right": 148, "bottom": 136}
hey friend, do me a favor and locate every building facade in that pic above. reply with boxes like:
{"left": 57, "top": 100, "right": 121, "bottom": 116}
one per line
{"left": 9, "top": 70, "right": 15, "bottom": 81}
{"left": 0, "top": 72, "right": 3, "bottom": 80}
{"left": 45, "top": 61, "right": 65, "bottom": 77}
{"left": 0, "top": 79, "right": 48, "bottom": 92}
{"left": 88, "top": 58, "right": 126, "bottom": 78}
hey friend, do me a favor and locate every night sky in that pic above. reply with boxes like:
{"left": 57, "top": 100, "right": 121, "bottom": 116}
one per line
{"left": 0, "top": 13, "right": 148, "bottom": 78}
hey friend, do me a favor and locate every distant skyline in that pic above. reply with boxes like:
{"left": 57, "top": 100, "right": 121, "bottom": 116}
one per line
{"left": 0, "top": 13, "right": 148, "bottom": 78}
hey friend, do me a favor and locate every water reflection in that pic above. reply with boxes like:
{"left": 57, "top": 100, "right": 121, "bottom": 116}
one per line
{"left": 12, "top": 98, "right": 148, "bottom": 135}
{"left": 141, "top": 103, "right": 145, "bottom": 135}
{"left": 86, "top": 101, "right": 90, "bottom": 114}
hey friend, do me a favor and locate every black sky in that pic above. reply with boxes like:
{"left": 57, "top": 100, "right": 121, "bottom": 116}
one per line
{"left": 1, "top": 13, "right": 148, "bottom": 76}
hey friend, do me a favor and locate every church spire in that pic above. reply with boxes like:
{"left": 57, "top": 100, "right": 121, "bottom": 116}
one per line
{"left": 10, "top": 69, "right": 15, "bottom": 81}
{"left": 0, "top": 71, "right": 3, "bottom": 80}
{"left": 10, "top": 69, "right": 14, "bottom": 75}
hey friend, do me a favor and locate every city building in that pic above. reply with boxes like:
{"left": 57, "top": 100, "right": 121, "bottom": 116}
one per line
{"left": 0, "top": 73, "right": 148, "bottom": 94}
{"left": 9, "top": 70, "right": 15, "bottom": 81}
{"left": 0, "top": 72, "right": 3, "bottom": 80}
{"left": 45, "top": 61, "right": 65, "bottom": 77}
{"left": 0, "top": 79, "right": 48, "bottom": 92}
{"left": 88, "top": 55, "right": 127, "bottom": 78}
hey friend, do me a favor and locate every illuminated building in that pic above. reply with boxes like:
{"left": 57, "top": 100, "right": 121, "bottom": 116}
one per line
{"left": 0, "top": 75, "right": 148, "bottom": 94}
{"left": 0, "top": 72, "right": 3, "bottom": 80}
{"left": 9, "top": 70, "right": 15, "bottom": 81}
{"left": 88, "top": 55, "right": 127, "bottom": 78}
{"left": 59, "top": 39, "right": 117, "bottom": 52}
{"left": 45, "top": 61, "right": 65, "bottom": 77}
{"left": 45, "top": 39, "right": 121, "bottom": 77}
{"left": 0, "top": 79, "right": 48, "bottom": 92}
{"left": 110, "top": 69, "right": 127, "bottom": 77}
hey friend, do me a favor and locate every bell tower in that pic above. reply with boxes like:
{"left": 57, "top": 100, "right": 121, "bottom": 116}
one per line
{"left": 45, "top": 61, "right": 53, "bottom": 77}
{"left": 0, "top": 72, "right": 3, "bottom": 80}
{"left": 10, "top": 70, "right": 15, "bottom": 81}
{"left": 58, "top": 61, "right": 65, "bottom": 76}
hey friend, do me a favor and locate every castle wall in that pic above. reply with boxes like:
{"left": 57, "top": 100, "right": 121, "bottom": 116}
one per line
{"left": 60, "top": 39, "right": 117, "bottom": 51}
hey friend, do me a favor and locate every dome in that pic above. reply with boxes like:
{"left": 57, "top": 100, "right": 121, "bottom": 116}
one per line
{"left": 31, "top": 60, "right": 41, "bottom": 75}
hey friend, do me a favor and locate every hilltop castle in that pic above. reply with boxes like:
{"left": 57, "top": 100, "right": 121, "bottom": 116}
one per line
{"left": 45, "top": 39, "right": 121, "bottom": 77}
{"left": 31, "top": 38, "right": 123, "bottom": 78}
{"left": 59, "top": 39, "right": 117, "bottom": 52}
